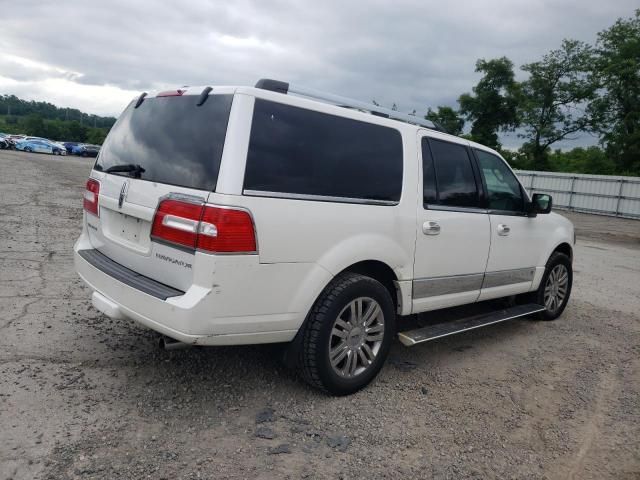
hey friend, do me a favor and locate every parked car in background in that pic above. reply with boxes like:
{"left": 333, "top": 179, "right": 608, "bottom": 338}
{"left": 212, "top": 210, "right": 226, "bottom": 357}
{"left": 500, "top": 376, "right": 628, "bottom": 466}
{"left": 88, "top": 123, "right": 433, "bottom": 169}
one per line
{"left": 63, "top": 141, "right": 80, "bottom": 154}
{"left": 8, "top": 134, "right": 26, "bottom": 145}
{"left": 15, "top": 139, "right": 67, "bottom": 155}
{"left": 72, "top": 144, "right": 101, "bottom": 157}
{"left": 0, "top": 134, "right": 10, "bottom": 150}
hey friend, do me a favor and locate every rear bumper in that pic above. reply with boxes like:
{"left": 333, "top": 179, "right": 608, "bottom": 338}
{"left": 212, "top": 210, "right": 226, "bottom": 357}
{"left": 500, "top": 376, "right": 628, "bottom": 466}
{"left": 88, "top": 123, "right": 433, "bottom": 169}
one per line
{"left": 74, "top": 238, "right": 311, "bottom": 346}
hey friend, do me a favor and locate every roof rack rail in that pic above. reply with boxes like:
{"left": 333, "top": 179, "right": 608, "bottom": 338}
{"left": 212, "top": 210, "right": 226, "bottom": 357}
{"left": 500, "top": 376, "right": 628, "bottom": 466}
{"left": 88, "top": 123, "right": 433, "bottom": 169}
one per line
{"left": 254, "top": 78, "right": 442, "bottom": 132}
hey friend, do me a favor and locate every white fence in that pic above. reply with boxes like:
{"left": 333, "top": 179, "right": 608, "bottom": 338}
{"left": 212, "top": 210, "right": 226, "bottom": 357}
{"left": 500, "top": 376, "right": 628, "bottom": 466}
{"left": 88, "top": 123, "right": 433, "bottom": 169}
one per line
{"left": 515, "top": 170, "right": 640, "bottom": 219}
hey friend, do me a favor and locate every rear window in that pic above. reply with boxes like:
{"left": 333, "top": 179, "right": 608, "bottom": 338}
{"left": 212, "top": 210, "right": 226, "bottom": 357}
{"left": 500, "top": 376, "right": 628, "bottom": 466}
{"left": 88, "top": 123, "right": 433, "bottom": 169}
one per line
{"left": 95, "top": 94, "right": 233, "bottom": 191}
{"left": 243, "top": 99, "right": 403, "bottom": 204}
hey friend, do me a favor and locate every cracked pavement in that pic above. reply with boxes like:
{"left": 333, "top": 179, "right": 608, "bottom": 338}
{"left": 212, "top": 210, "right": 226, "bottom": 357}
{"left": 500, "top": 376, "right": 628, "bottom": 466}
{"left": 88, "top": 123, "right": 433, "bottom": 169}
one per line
{"left": 0, "top": 150, "right": 639, "bottom": 479}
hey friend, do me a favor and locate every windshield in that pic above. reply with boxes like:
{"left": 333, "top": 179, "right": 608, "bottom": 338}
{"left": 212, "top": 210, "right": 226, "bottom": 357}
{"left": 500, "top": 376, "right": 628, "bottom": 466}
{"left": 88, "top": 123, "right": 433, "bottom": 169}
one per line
{"left": 95, "top": 94, "right": 233, "bottom": 191}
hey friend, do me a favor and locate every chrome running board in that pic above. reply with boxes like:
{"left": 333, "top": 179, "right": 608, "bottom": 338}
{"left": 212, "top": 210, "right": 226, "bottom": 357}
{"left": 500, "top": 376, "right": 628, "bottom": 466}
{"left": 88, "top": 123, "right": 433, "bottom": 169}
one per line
{"left": 397, "top": 303, "right": 545, "bottom": 346}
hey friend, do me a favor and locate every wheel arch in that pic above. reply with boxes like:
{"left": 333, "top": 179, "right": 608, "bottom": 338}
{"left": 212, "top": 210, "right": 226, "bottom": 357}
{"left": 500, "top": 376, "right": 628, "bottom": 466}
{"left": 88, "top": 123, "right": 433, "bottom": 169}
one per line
{"left": 552, "top": 242, "right": 573, "bottom": 263}
{"left": 282, "top": 258, "right": 401, "bottom": 368}
{"left": 337, "top": 260, "right": 399, "bottom": 311}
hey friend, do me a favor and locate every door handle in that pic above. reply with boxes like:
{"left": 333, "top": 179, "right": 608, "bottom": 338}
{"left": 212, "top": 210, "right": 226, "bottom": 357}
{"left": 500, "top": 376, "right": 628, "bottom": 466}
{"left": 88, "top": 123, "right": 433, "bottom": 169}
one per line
{"left": 422, "top": 221, "right": 441, "bottom": 235}
{"left": 497, "top": 224, "right": 510, "bottom": 236}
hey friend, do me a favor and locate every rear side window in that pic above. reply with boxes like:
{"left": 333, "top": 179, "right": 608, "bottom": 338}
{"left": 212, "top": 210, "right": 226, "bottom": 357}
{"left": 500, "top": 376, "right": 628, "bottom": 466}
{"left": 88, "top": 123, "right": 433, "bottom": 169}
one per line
{"left": 244, "top": 99, "right": 403, "bottom": 203}
{"left": 424, "top": 138, "right": 479, "bottom": 208}
{"left": 95, "top": 94, "right": 233, "bottom": 191}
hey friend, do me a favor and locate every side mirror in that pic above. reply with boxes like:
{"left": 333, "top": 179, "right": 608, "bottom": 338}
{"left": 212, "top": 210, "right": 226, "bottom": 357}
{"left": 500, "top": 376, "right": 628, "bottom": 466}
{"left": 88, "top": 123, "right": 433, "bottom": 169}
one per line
{"left": 527, "top": 193, "right": 552, "bottom": 217}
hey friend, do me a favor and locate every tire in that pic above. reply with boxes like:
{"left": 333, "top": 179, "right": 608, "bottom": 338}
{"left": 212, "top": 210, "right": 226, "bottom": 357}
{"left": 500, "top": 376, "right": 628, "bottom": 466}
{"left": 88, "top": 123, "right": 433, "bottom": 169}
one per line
{"left": 299, "top": 272, "right": 396, "bottom": 395}
{"left": 529, "top": 252, "right": 572, "bottom": 320}
{"left": 81, "top": 152, "right": 88, "bottom": 157}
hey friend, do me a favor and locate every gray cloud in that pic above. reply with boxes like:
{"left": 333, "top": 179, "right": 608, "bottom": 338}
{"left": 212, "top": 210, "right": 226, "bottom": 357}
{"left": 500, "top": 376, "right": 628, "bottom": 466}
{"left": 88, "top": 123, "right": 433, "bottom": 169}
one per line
{"left": 1, "top": 0, "right": 637, "bottom": 126}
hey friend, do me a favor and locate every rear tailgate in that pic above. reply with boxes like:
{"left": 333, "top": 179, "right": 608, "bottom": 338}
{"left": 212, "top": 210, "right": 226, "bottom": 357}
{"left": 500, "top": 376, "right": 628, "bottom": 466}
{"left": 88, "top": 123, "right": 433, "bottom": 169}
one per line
{"left": 84, "top": 90, "right": 234, "bottom": 292}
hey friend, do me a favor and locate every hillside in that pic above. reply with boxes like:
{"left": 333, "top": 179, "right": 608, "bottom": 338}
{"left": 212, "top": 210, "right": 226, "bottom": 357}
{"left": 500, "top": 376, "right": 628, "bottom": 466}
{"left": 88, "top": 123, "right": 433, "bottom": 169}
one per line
{"left": 0, "top": 94, "right": 116, "bottom": 144}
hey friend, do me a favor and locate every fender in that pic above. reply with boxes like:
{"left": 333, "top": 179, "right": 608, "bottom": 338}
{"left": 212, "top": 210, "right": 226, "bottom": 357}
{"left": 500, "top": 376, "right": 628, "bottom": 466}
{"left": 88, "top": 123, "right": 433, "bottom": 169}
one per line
{"left": 531, "top": 212, "right": 574, "bottom": 290}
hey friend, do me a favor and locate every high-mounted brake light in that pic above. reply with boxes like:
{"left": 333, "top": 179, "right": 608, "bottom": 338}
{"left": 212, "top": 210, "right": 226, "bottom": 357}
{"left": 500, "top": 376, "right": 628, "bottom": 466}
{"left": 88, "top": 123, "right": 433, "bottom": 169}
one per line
{"left": 151, "top": 198, "right": 256, "bottom": 254}
{"left": 83, "top": 178, "right": 100, "bottom": 217}
{"left": 156, "top": 89, "right": 186, "bottom": 97}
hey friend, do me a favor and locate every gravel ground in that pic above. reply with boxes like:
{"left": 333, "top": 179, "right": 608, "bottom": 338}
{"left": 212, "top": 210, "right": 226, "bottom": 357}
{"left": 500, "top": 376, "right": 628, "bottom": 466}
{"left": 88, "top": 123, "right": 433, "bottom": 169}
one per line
{"left": 1, "top": 149, "right": 639, "bottom": 480}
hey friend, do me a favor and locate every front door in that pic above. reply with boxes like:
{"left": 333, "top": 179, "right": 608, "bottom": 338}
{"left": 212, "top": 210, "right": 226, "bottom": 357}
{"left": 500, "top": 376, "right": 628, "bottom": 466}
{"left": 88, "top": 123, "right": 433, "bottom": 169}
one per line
{"left": 413, "top": 134, "right": 491, "bottom": 313}
{"left": 473, "top": 148, "right": 541, "bottom": 301}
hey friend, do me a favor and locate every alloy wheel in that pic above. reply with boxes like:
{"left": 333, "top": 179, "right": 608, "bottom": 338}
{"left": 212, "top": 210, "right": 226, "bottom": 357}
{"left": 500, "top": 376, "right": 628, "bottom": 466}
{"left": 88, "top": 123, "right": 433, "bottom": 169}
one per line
{"left": 329, "top": 297, "right": 385, "bottom": 378}
{"left": 544, "top": 264, "right": 568, "bottom": 313}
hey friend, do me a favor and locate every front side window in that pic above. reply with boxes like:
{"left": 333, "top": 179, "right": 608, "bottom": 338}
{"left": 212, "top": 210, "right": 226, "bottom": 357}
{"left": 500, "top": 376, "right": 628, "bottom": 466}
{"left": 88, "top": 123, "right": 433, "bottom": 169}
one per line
{"left": 244, "top": 99, "right": 403, "bottom": 203}
{"left": 426, "top": 138, "right": 479, "bottom": 208}
{"left": 475, "top": 149, "right": 524, "bottom": 212}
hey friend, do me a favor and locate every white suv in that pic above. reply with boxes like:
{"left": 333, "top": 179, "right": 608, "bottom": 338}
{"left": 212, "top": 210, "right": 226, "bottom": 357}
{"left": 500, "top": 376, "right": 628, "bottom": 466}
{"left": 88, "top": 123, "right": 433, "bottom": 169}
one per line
{"left": 74, "top": 79, "right": 575, "bottom": 395}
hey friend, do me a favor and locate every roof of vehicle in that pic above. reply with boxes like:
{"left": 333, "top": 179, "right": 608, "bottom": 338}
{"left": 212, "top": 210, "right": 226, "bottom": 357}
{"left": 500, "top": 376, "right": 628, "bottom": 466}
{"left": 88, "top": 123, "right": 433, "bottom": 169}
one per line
{"left": 135, "top": 82, "right": 505, "bottom": 161}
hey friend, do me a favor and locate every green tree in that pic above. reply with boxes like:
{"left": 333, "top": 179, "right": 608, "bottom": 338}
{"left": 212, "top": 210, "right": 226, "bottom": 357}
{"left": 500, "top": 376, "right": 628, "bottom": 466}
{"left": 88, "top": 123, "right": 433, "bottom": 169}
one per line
{"left": 86, "top": 128, "right": 108, "bottom": 145}
{"left": 547, "top": 146, "right": 616, "bottom": 174}
{"left": 458, "top": 57, "right": 520, "bottom": 149}
{"left": 590, "top": 10, "right": 640, "bottom": 175}
{"left": 425, "top": 106, "right": 465, "bottom": 135}
{"left": 66, "top": 121, "right": 89, "bottom": 142}
{"left": 23, "top": 114, "right": 47, "bottom": 137}
{"left": 518, "top": 40, "right": 596, "bottom": 170}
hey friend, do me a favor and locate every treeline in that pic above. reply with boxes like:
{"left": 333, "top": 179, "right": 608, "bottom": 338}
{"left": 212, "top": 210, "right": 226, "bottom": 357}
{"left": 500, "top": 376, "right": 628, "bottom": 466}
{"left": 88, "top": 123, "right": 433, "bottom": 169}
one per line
{"left": 0, "top": 94, "right": 116, "bottom": 128}
{"left": 424, "top": 10, "right": 639, "bottom": 176}
{"left": 0, "top": 94, "right": 117, "bottom": 145}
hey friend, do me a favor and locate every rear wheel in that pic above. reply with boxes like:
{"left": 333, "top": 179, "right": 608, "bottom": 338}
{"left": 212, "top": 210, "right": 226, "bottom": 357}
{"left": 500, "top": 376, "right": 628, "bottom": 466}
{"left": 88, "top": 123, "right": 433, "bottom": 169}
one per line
{"left": 529, "top": 252, "right": 572, "bottom": 320}
{"left": 299, "top": 273, "right": 395, "bottom": 395}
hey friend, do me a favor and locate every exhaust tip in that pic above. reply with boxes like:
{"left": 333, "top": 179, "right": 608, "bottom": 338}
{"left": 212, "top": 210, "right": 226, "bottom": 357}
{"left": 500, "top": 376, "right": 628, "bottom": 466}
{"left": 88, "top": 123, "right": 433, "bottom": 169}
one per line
{"left": 158, "top": 336, "right": 191, "bottom": 351}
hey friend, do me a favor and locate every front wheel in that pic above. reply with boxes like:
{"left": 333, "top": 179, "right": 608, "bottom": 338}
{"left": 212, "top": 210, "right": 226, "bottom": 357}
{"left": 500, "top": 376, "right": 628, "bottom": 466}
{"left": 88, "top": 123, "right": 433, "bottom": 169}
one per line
{"left": 299, "top": 273, "right": 395, "bottom": 395}
{"left": 530, "top": 252, "right": 572, "bottom": 320}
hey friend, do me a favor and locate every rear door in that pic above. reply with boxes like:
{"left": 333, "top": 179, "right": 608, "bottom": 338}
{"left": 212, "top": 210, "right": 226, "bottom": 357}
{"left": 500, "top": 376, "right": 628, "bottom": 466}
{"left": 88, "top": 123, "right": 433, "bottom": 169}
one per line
{"left": 473, "top": 148, "right": 541, "bottom": 300}
{"left": 413, "top": 134, "right": 491, "bottom": 312}
{"left": 85, "top": 91, "right": 234, "bottom": 291}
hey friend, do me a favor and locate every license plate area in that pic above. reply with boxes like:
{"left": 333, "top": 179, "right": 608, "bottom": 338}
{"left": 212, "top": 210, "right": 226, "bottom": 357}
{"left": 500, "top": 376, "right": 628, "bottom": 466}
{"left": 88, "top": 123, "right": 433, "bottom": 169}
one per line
{"left": 115, "top": 213, "right": 143, "bottom": 243}
{"left": 100, "top": 209, "right": 152, "bottom": 253}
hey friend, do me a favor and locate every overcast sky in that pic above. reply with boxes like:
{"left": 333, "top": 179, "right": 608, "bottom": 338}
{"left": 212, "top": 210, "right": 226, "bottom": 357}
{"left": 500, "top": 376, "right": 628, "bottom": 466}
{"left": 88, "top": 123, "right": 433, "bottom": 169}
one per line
{"left": 0, "top": 0, "right": 637, "bottom": 146}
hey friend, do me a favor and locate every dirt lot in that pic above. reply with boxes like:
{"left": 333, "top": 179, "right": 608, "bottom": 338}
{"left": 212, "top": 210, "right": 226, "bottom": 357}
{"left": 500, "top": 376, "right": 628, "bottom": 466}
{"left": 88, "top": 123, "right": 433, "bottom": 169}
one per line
{"left": 1, "top": 149, "right": 639, "bottom": 480}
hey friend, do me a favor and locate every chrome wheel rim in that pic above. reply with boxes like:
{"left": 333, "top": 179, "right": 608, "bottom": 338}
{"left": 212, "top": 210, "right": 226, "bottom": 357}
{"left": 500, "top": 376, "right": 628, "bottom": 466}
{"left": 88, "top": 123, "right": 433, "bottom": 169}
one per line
{"left": 329, "top": 297, "right": 385, "bottom": 378}
{"left": 544, "top": 264, "right": 568, "bottom": 313}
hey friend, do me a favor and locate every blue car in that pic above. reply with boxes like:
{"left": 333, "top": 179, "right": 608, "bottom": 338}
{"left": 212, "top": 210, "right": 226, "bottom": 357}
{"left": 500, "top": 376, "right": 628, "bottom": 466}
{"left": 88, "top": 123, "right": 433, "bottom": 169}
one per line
{"left": 62, "top": 141, "right": 80, "bottom": 153}
{"left": 15, "top": 139, "right": 66, "bottom": 155}
{"left": 72, "top": 144, "right": 101, "bottom": 157}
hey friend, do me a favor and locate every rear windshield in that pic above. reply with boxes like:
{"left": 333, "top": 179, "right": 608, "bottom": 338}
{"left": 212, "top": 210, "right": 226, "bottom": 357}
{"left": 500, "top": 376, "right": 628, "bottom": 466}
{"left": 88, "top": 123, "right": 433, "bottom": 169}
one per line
{"left": 95, "top": 94, "right": 233, "bottom": 191}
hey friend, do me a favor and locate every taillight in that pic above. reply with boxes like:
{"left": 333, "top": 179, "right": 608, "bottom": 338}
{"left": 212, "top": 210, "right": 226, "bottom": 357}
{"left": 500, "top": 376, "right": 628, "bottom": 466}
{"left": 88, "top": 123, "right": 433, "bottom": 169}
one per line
{"left": 83, "top": 178, "right": 100, "bottom": 216}
{"left": 198, "top": 206, "right": 257, "bottom": 253}
{"left": 151, "top": 198, "right": 257, "bottom": 254}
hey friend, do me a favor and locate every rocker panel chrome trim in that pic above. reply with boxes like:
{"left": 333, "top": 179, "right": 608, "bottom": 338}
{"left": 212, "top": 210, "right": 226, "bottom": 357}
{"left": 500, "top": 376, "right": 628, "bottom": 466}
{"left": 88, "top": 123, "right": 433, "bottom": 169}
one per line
{"left": 412, "top": 267, "right": 536, "bottom": 299}
{"left": 412, "top": 273, "right": 484, "bottom": 298}
{"left": 482, "top": 267, "right": 536, "bottom": 289}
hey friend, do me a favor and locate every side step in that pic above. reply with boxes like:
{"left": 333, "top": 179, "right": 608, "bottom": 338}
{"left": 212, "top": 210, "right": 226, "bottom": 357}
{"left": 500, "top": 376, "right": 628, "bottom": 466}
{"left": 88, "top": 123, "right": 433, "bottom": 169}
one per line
{"left": 397, "top": 303, "right": 545, "bottom": 347}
